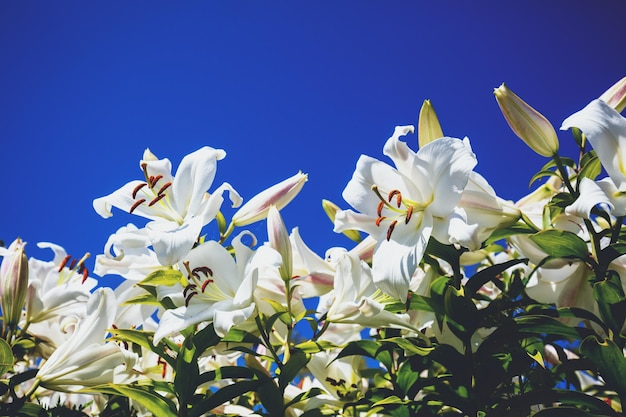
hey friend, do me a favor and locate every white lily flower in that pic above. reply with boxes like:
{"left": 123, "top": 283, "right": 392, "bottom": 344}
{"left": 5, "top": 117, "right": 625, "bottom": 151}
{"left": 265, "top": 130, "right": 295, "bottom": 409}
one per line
{"left": 334, "top": 126, "right": 477, "bottom": 300}
{"left": 24, "top": 242, "right": 98, "bottom": 352}
{"left": 320, "top": 250, "right": 418, "bottom": 332}
{"left": 153, "top": 235, "right": 260, "bottom": 344}
{"left": 36, "top": 288, "right": 137, "bottom": 392}
{"left": 93, "top": 147, "right": 242, "bottom": 266}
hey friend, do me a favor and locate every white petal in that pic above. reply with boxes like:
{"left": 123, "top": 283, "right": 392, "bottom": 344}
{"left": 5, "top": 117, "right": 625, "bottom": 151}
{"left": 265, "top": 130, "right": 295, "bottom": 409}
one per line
{"left": 214, "top": 303, "right": 256, "bottom": 337}
{"left": 146, "top": 218, "right": 203, "bottom": 266}
{"left": 565, "top": 177, "right": 614, "bottom": 219}
{"left": 416, "top": 137, "right": 477, "bottom": 217}
{"left": 171, "top": 146, "right": 225, "bottom": 216}
{"left": 562, "top": 99, "right": 626, "bottom": 190}
{"left": 372, "top": 216, "right": 432, "bottom": 301}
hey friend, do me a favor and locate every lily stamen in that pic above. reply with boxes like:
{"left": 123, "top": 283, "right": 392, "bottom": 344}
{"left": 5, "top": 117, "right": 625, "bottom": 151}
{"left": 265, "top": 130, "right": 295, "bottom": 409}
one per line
{"left": 157, "top": 181, "right": 172, "bottom": 195}
{"left": 132, "top": 182, "right": 148, "bottom": 199}
{"left": 149, "top": 174, "right": 164, "bottom": 188}
{"left": 386, "top": 220, "right": 398, "bottom": 241}
{"left": 129, "top": 198, "right": 146, "bottom": 214}
{"left": 387, "top": 189, "right": 402, "bottom": 208}
{"left": 405, "top": 206, "right": 414, "bottom": 224}
{"left": 148, "top": 194, "right": 166, "bottom": 206}
{"left": 377, "top": 201, "right": 385, "bottom": 217}
{"left": 58, "top": 255, "right": 72, "bottom": 272}
{"left": 201, "top": 279, "right": 214, "bottom": 293}
{"left": 375, "top": 216, "right": 386, "bottom": 227}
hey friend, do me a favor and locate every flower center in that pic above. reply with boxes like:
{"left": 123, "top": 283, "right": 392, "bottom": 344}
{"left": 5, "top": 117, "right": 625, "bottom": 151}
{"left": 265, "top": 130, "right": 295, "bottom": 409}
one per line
{"left": 182, "top": 262, "right": 230, "bottom": 306}
{"left": 371, "top": 185, "right": 430, "bottom": 240}
{"left": 57, "top": 252, "right": 91, "bottom": 284}
{"left": 127, "top": 163, "right": 184, "bottom": 224}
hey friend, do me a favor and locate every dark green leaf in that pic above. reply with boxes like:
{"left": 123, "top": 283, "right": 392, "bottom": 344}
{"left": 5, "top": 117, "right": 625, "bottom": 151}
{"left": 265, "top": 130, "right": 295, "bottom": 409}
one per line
{"left": 580, "top": 335, "right": 626, "bottom": 400}
{"left": 279, "top": 348, "right": 310, "bottom": 391}
{"left": 529, "top": 230, "right": 590, "bottom": 261}
{"left": 465, "top": 258, "right": 528, "bottom": 296}
{"left": 189, "top": 380, "right": 262, "bottom": 417}
{"left": 0, "top": 338, "right": 13, "bottom": 376}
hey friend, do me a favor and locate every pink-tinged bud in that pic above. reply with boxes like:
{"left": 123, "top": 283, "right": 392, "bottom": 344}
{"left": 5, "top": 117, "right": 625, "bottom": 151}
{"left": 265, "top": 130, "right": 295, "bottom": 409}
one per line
{"left": 232, "top": 171, "right": 307, "bottom": 226}
{"left": 418, "top": 99, "right": 444, "bottom": 148}
{"left": 0, "top": 238, "right": 29, "bottom": 329}
{"left": 494, "top": 83, "right": 559, "bottom": 157}
{"left": 599, "top": 76, "right": 626, "bottom": 113}
{"left": 267, "top": 206, "right": 292, "bottom": 282}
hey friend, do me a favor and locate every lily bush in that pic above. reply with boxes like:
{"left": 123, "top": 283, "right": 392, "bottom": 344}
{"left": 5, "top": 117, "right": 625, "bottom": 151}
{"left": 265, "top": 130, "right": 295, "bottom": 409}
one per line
{"left": 2, "top": 76, "right": 626, "bottom": 417}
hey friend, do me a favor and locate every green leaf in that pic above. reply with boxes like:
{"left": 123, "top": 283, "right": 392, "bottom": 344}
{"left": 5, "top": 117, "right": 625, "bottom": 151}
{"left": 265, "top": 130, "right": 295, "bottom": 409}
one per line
{"left": 189, "top": 380, "right": 262, "bottom": 417}
{"left": 279, "top": 348, "right": 310, "bottom": 392}
{"left": 533, "top": 406, "right": 606, "bottom": 417}
{"left": 174, "top": 334, "right": 199, "bottom": 411}
{"left": 581, "top": 335, "right": 626, "bottom": 400}
{"left": 263, "top": 299, "right": 292, "bottom": 325}
{"left": 444, "top": 285, "right": 477, "bottom": 332}
{"left": 529, "top": 230, "right": 590, "bottom": 261}
{"left": 465, "top": 258, "right": 528, "bottom": 296}
{"left": 578, "top": 150, "right": 601, "bottom": 182}
{"left": 593, "top": 275, "right": 626, "bottom": 335}
{"left": 382, "top": 337, "right": 433, "bottom": 356}
{"left": 284, "top": 387, "right": 324, "bottom": 409}
{"left": 138, "top": 269, "right": 184, "bottom": 287}
{"left": 122, "top": 291, "right": 160, "bottom": 306}
{"left": 221, "top": 328, "right": 263, "bottom": 345}
{"left": 109, "top": 329, "right": 176, "bottom": 367}
{"left": 192, "top": 323, "right": 221, "bottom": 356}
{"left": 385, "top": 293, "right": 435, "bottom": 313}
{"left": 87, "top": 384, "right": 177, "bottom": 417}
{"left": 0, "top": 338, "right": 13, "bottom": 376}
{"left": 529, "top": 169, "right": 561, "bottom": 188}
{"left": 295, "top": 340, "right": 336, "bottom": 354}
{"left": 485, "top": 221, "right": 537, "bottom": 245}
{"left": 196, "top": 365, "right": 257, "bottom": 386}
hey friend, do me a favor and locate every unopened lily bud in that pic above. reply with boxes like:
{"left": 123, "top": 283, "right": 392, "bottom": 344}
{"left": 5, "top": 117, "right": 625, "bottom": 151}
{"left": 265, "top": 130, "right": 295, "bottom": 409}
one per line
{"left": 267, "top": 206, "right": 292, "bottom": 282}
{"left": 494, "top": 83, "right": 559, "bottom": 157}
{"left": 418, "top": 99, "right": 444, "bottom": 148}
{"left": 232, "top": 171, "right": 307, "bottom": 226}
{"left": 599, "top": 76, "right": 626, "bottom": 113}
{"left": 0, "top": 238, "right": 29, "bottom": 329}
{"left": 322, "top": 199, "right": 361, "bottom": 242}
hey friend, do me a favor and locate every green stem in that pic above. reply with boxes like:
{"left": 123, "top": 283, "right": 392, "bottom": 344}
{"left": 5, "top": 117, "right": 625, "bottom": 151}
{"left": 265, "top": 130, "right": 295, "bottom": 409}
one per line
{"left": 552, "top": 153, "right": 576, "bottom": 195}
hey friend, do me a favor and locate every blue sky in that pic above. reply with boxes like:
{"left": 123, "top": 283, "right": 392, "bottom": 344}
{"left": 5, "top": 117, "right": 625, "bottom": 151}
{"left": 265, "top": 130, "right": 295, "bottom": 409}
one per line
{"left": 1, "top": 2, "right": 625, "bottom": 284}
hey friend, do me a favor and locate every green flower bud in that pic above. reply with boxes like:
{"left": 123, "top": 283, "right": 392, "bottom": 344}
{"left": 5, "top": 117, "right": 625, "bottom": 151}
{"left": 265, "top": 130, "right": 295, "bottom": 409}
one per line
{"left": 494, "top": 83, "right": 559, "bottom": 157}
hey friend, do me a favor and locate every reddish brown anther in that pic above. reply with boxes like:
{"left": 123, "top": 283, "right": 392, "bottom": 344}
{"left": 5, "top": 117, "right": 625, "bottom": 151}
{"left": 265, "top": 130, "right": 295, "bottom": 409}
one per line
{"left": 148, "top": 193, "right": 166, "bottom": 206}
{"left": 387, "top": 189, "right": 403, "bottom": 207}
{"left": 192, "top": 266, "right": 213, "bottom": 279}
{"left": 149, "top": 174, "right": 164, "bottom": 188}
{"left": 201, "top": 279, "right": 215, "bottom": 293}
{"left": 157, "top": 181, "right": 172, "bottom": 195}
{"left": 68, "top": 259, "right": 77, "bottom": 270}
{"left": 183, "top": 284, "right": 197, "bottom": 298}
{"left": 375, "top": 216, "right": 386, "bottom": 227}
{"left": 405, "top": 206, "right": 414, "bottom": 224}
{"left": 58, "top": 254, "right": 72, "bottom": 272}
{"left": 132, "top": 182, "right": 148, "bottom": 199}
{"left": 185, "top": 291, "right": 196, "bottom": 307}
{"left": 130, "top": 198, "right": 146, "bottom": 214}
{"left": 386, "top": 220, "right": 398, "bottom": 241}
{"left": 376, "top": 201, "right": 385, "bottom": 217}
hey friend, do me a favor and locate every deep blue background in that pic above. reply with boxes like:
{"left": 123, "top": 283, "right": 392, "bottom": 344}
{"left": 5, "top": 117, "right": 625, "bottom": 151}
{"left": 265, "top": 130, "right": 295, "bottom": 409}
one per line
{"left": 1, "top": 2, "right": 625, "bottom": 284}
